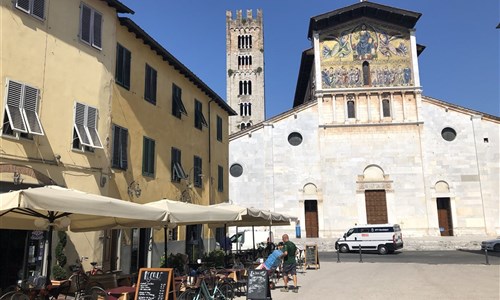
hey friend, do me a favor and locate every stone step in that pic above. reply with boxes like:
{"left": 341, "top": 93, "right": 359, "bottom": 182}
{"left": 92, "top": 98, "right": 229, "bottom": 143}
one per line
{"left": 292, "top": 236, "right": 490, "bottom": 252}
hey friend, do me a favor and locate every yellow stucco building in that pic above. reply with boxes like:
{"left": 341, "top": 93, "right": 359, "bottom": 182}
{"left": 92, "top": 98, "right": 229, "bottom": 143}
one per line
{"left": 0, "top": 0, "right": 235, "bottom": 286}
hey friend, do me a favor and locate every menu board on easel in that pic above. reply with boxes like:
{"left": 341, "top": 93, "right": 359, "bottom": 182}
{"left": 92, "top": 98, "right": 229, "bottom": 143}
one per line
{"left": 134, "top": 268, "right": 176, "bottom": 300}
{"left": 305, "top": 244, "right": 320, "bottom": 269}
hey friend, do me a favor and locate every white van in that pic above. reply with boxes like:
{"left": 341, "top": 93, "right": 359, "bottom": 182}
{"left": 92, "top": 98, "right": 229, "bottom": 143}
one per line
{"left": 335, "top": 224, "right": 403, "bottom": 255}
{"left": 231, "top": 230, "right": 273, "bottom": 251}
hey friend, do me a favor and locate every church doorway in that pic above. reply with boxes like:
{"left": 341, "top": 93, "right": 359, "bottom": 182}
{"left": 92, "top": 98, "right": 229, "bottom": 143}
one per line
{"left": 304, "top": 200, "right": 318, "bottom": 238}
{"left": 365, "top": 190, "right": 388, "bottom": 224}
{"left": 437, "top": 198, "right": 453, "bottom": 236}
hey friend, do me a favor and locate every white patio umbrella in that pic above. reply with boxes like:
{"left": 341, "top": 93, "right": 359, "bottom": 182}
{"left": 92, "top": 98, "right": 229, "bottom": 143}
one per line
{"left": 210, "top": 202, "right": 292, "bottom": 226}
{"left": 210, "top": 203, "right": 295, "bottom": 256}
{"left": 143, "top": 199, "right": 242, "bottom": 256}
{"left": 0, "top": 185, "right": 169, "bottom": 284}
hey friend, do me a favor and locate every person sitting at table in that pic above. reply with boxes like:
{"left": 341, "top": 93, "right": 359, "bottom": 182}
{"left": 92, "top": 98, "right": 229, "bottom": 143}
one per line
{"left": 257, "top": 242, "right": 284, "bottom": 270}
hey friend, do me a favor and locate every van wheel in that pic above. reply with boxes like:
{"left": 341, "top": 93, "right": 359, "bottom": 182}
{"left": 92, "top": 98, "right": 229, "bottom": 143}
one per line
{"left": 339, "top": 244, "right": 349, "bottom": 253}
{"left": 378, "top": 245, "right": 388, "bottom": 255}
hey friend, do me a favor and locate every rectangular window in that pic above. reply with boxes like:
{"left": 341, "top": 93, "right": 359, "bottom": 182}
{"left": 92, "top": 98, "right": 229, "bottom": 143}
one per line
{"left": 2, "top": 80, "right": 44, "bottom": 138}
{"left": 382, "top": 99, "right": 391, "bottom": 118}
{"left": 194, "top": 100, "right": 208, "bottom": 130}
{"left": 79, "top": 3, "right": 102, "bottom": 49}
{"left": 111, "top": 124, "right": 128, "bottom": 170}
{"left": 168, "top": 227, "right": 178, "bottom": 241}
{"left": 16, "top": 0, "right": 45, "bottom": 20}
{"left": 72, "top": 102, "right": 103, "bottom": 150}
{"left": 172, "top": 84, "right": 187, "bottom": 118}
{"left": 193, "top": 156, "right": 202, "bottom": 188}
{"left": 144, "top": 64, "right": 157, "bottom": 104}
{"left": 171, "top": 147, "right": 186, "bottom": 182}
{"left": 216, "top": 115, "right": 222, "bottom": 142}
{"left": 347, "top": 100, "right": 356, "bottom": 119}
{"left": 142, "top": 136, "right": 155, "bottom": 177}
{"left": 217, "top": 165, "right": 223, "bottom": 192}
{"left": 115, "top": 43, "right": 131, "bottom": 89}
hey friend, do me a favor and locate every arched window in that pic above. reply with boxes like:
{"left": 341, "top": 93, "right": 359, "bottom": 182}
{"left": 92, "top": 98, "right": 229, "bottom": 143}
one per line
{"left": 243, "top": 81, "right": 247, "bottom": 95}
{"left": 248, "top": 103, "right": 252, "bottom": 116}
{"left": 248, "top": 81, "right": 252, "bottom": 95}
{"left": 249, "top": 56, "right": 252, "bottom": 66}
{"left": 362, "top": 61, "right": 370, "bottom": 86}
{"left": 382, "top": 99, "right": 391, "bottom": 117}
{"left": 240, "top": 123, "right": 246, "bottom": 130}
{"left": 245, "top": 36, "right": 249, "bottom": 48}
{"left": 239, "top": 81, "right": 243, "bottom": 95}
{"left": 243, "top": 103, "right": 248, "bottom": 116}
{"left": 247, "top": 122, "right": 251, "bottom": 128}
{"left": 249, "top": 35, "right": 252, "bottom": 48}
{"left": 239, "top": 103, "right": 244, "bottom": 116}
{"left": 347, "top": 100, "right": 355, "bottom": 118}
{"left": 238, "top": 36, "right": 241, "bottom": 49}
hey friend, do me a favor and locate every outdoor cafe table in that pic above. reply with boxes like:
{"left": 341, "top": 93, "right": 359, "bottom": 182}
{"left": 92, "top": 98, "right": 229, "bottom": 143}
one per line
{"left": 106, "top": 286, "right": 136, "bottom": 300}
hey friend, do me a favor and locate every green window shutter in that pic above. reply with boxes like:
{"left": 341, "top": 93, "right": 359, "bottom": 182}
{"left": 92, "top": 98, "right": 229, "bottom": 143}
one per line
{"left": 32, "top": 0, "right": 45, "bottom": 19}
{"left": 74, "top": 102, "right": 91, "bottom": 147}
{"left": 5, "top": 80, "right": 27, "bottom": 133}
{"left": 23, "top": 85, "right": 43, "bottom": 135}
{"left": 143, "top": 137, "right": 154, "bottom": 176}
{"left": 80, "top": 5, "right": 91, "bottom": 44}
{"left": 92, "top": 10, "right": 102, "bottom": 49}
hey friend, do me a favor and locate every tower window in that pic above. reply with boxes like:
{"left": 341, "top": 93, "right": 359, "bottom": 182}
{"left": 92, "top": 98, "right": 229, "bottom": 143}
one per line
{"left": 238, "top": 81, "right": 252, "bottom": 95}
{"left": 238, "top": 35, "right": 253, "bottom": 49}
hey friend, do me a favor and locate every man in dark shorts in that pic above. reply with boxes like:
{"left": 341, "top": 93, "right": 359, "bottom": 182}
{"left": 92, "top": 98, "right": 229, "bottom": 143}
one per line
{"left": 280, "top": 234, "right": 298, "bottom": 293}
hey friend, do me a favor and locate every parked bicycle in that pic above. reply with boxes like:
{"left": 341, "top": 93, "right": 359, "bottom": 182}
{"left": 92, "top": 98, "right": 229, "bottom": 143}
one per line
{"left": 67, "top": 257, "right": 108, "bottom": 300}
{"left": 177, "top": 268, "right": 234, "bottom": 300}
{"left": 0, "top": 277, "right": 70, "bottom": 300}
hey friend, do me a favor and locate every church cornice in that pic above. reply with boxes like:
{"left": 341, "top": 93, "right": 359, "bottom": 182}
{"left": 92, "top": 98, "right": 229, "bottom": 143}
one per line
{"left": 308, "top": 1, "right": 421, "bottom": 40}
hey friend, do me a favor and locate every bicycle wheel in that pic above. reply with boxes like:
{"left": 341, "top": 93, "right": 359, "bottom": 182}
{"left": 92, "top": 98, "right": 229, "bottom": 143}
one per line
{"left": 84, "top": 286, "right": 108, "bottom": 300}
{"left": 177, "top": 289, "right": 198, "bottom": 300}
{"left": 214, "top": 283, "right": 234, "bottom": 300}
{"left": 0, "top": 292, "right": 29, "bottom": 300}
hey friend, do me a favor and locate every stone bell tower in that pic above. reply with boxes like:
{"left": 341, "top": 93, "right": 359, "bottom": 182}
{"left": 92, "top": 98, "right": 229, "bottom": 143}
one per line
{"left": 226, "top": 9, "right": 265, "bottom": 134}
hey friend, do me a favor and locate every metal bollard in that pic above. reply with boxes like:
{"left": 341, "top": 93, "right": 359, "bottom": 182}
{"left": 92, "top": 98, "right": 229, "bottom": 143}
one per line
{"left": 359, "top": 244, "right": 363, "bottom": 263}
{"left": 337, "top": 249, "right": 341, "bottom": 263}
{"left": 485, "top": 249, "right": 490, "bottom": 265}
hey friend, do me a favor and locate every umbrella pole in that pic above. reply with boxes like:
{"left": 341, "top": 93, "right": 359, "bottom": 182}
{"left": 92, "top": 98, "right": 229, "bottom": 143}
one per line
{"left": 45, "top": 224, "right": 53, "bottom": 287}
{"left": 164, "top": 226, "right": 168, "bottom": 265}
{"left": 252, "top": 225, "right": 255, "bottom": 261}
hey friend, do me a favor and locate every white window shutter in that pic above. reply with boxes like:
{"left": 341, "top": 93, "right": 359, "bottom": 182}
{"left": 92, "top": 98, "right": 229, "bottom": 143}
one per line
{"left": 16, "top": 0, "right": 30, "bottom": 13}
{"left": 23, "top": 85, "right": 44, "bottom": 135}
{"left": 74, "top": 102, "right": 91, "bottom": 146}
{"left": 80, "top": 5, "right": 91, "bottom": 44}
{"left": 86, "top": 106, "right": 103, "bottom": 148}
{"left": 5, "top": 80, "right": 27, "bottom": 133}
{"left": 92, "top": 11, "right": 102, "bottom": 49}
{"left": 32, "top": 0, "right": 45, "bottom": 19}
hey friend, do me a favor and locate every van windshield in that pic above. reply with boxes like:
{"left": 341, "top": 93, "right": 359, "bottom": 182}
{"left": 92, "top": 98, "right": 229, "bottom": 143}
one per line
{"left": 345, "top": 228, "right": 355, "bottom": 237}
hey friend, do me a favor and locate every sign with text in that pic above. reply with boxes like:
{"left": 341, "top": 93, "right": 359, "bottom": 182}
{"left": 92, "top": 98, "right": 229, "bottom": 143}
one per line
{"left": 305, "top": 244, "right": 320, "bottom": 269}
{"left": 246, "top": 269, "right": 271, "bottom": 300}
{"left": 134, "top": 268, "right": 176, "bottom": 300}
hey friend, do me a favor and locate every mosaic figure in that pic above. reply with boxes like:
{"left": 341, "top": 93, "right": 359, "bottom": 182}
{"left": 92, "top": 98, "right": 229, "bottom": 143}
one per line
{"left": 352, "top": 24, "right": 377, "bottom": 60}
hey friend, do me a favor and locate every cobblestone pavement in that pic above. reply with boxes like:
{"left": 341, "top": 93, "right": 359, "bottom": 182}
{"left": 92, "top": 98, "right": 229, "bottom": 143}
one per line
{"left": 235, "top": 261, "right": 500, "bottom": 300}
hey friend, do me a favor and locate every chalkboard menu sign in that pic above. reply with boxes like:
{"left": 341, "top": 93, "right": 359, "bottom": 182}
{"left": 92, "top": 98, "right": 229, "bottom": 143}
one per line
{"left": 246, "top": 269, "right": 271, "bottom": 300}
{"left": 134, "top": 268, "right": 176, "bottom": 300}
{"left": 305, "top": 244, "right": 320, "bottom": 269}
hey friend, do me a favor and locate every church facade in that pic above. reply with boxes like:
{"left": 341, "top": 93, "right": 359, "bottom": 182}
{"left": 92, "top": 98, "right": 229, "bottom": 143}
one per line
{"left": 228, "top": 2, "right": 499, "bottom": 238}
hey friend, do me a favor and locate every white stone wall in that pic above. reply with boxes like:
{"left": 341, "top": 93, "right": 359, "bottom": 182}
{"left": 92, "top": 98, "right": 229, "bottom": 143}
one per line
{"left": 229, "top": 99, "right": 500, "bottom": 238}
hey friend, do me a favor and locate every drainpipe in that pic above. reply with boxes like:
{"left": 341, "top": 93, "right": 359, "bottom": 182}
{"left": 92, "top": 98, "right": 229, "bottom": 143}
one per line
{"left": 208, "top": 99, "right": 215, "bottom": 205}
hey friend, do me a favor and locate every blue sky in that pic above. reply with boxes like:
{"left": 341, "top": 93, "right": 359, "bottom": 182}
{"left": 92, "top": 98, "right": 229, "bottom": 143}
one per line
{"left": 118, "top": 0, "right": 499, "bottom": 118}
